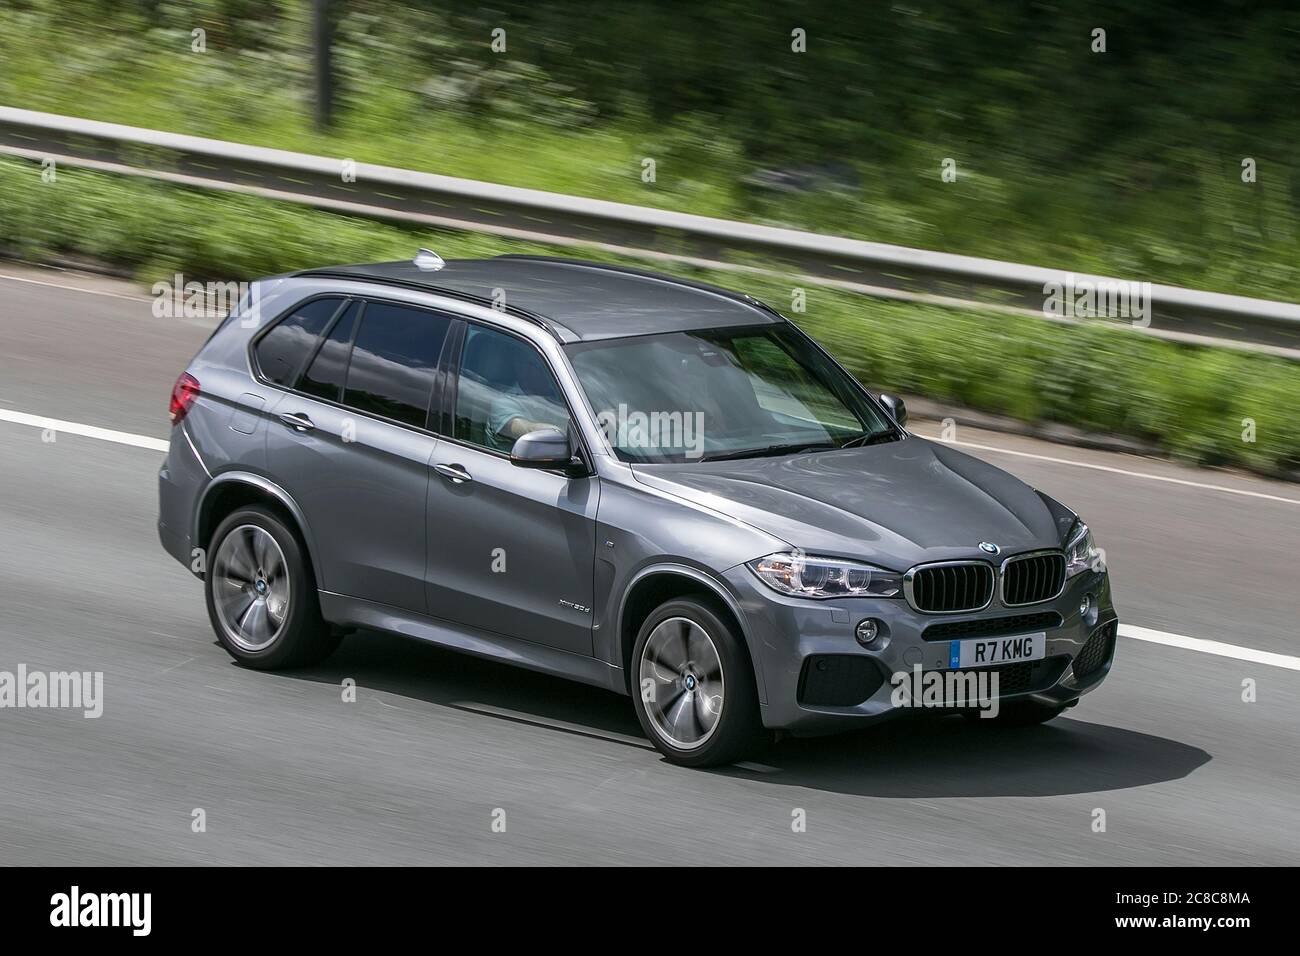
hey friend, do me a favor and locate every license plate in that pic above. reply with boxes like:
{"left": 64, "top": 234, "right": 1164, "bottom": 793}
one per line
{"left": 947, "top": 632, "right": 1046, "bottom": 669}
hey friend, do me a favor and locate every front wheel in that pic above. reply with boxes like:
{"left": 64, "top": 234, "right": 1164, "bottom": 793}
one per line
{"left": 205, "top": 506, "right": 339, "bottom": 669}
{"left": 630, "top": 597, "right": 768, "bottom": 767}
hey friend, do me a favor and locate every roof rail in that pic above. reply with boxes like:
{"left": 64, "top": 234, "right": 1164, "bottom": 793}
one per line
{"left": 290, "top": 268, "right": 574, "bottom": 341}
{"left": 493, "top": 255, "right": 783, "bottom": 320}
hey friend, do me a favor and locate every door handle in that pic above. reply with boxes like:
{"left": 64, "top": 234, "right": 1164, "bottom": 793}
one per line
{"left": 278, "top": 412, "right": 315, "bottom": 432}
{"left": 434, "top": 463, "right": 473, "bottom": 484}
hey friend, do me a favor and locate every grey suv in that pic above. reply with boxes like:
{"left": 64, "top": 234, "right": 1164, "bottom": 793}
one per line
{"left": 158, "top": 253, "right": 1117, "bottom": 766}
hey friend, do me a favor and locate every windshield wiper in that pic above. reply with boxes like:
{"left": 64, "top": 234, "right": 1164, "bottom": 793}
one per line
{"left": 699, "top": 442, "right": 838, "bottom": 462}
{"left": 840, "top": 428, "right": 898, "bottom": 448}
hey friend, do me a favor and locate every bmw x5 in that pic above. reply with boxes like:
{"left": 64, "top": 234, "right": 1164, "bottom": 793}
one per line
{"left": 158, "top": 253, "right": 1117, "bottom": 766}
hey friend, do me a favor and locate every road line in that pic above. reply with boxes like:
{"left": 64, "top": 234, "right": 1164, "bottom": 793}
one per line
{"left": 1118, "top": 624, "right": 1300, "bottom": 672}
{"left": 914, "top": 432, "right": 1300, "bottom": 506}
{"left": 0, "top": 408, "right": 169, "bottom": 451}
{"left": 0, "top": 407, "right": 1295, "bottom": 670}
{"left": 0, "top": 270, "right": 153, "bottom": 302}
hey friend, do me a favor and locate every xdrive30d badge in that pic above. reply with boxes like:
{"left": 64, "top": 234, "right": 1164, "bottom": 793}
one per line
{"left": 158, "top": 253, "right": 1118, "bottom": 767}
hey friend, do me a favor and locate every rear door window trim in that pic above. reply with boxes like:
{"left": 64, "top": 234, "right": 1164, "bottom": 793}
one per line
{"left": 251, "top": 293, "right": 458, "bottom": 440}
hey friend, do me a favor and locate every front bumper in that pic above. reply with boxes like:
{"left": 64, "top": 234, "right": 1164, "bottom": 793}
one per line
{"left": 723, "top": 564, "right": 1117, "bottom": 735}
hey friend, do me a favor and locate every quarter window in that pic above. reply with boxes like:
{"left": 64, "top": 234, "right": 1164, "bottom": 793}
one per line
{"left": 254, "top": 297, "right": 342, "bottom": 387}
{"left": 342, "top": 302, "right": 451, "bottom": 428}
{"left": 299, "top": 302, "right": 359, "bottom": 403}
{"left": 454, "top": 325, "right": 570, "bottom": 453}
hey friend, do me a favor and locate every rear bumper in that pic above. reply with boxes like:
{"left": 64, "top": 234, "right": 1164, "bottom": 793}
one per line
{"left": 723, "top": 564, "right": 1117, "bottom": 735}
{"left": 157, "top": 423, "right": 205, "bottom": 573}
{"left": 157, "top": 515, "right": 190, "bottom": 567}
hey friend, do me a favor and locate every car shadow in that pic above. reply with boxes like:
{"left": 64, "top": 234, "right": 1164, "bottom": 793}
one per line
{"left": 270, "top": 629, "right": 1210, "bottom": 799}
{"left": 270, "top": 629, "right": 643, "bottom": 743}
{"left": 717, "top": 715, "right": 1211, "bottom": 799}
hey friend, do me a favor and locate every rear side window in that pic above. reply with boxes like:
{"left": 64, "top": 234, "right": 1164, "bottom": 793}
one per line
{"left": 299, "top": 302, "right": 359, "bottom": 402}
{"left": 255, "top": 298, "right": 343, "bottom": 386}
{"left": 343, "top": 302, "right": 451, "bottom": 427}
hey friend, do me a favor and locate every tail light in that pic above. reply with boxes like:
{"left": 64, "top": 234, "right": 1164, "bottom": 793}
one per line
{"left": 169, "top": 372, "right": 200, "bottom": 425}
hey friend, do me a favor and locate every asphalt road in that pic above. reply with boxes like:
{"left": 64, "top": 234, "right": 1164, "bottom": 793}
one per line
{"left": 1, "top": 264, "right": 1297, "bottom": 865}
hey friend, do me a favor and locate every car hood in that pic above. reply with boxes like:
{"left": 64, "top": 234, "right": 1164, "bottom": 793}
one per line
{"left": 629, "top": 436, "right": 1070, "bottom": 570}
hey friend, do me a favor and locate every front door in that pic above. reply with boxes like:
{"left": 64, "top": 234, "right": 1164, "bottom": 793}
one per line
{"left": 425, "top": 323, "right": 598, "bottom": 656}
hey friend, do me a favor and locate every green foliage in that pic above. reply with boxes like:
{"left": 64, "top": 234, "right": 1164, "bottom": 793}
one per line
{"left": 2, "top": 0, "right": 1297, "bottom": 299}
{"left": 1, "top": 157, "right": 1295, "bottom": 477}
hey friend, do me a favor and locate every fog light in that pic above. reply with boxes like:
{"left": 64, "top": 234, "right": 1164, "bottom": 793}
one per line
{"left": 855, "top": 618, "right": 880, "bottom": 646}
{"left": 1080, "top": 593, "right": 1092, "bottom": 618}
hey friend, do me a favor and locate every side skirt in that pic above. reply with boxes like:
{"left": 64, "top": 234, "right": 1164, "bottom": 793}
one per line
{"left": 318, "top": 591, "right": 626, "bottom": 695}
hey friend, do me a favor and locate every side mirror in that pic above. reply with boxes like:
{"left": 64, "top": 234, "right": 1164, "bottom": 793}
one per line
{"left": 510, "top": 427, "right": 582, "bottom": 473}
{"left": 879, "top": 393, "right": 908, "bottom": 428}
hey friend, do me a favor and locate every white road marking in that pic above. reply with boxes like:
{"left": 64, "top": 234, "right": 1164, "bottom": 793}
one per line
{"left": 0, "top": 408, "right": 169, "bottom": 451}
{"left": 0, "top": 270, "right": 153, "bottom": 302}
{"left": 1118, "top": 624, "right": 1300, "bottom": 672}
{"left": 0, "top": 407, "right": 1295, "bottom": 671}
{"left": 914, "top": 431, "right": 1300, "bottom": 507}
{"left": 155, "top": 656, "right": 198, "bottom": 677}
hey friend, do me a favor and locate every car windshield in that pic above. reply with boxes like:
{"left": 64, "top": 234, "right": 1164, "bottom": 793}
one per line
{"left": 565, "top": 323, "right": 897, "bottom": 463}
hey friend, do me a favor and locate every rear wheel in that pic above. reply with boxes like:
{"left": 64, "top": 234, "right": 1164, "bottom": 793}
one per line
{"left": 205, "top": 506, "right": 339, "bottom": 669}
{"left": 631, "top": 597, "right": 768, "bottom": 767}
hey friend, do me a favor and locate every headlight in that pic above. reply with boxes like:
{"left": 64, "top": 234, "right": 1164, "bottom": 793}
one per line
{"left": 746, "top": 552, "right": 903, "bottom": 599}
{"left": 1065, "top": 520, "right": 1102, "bottom": 577}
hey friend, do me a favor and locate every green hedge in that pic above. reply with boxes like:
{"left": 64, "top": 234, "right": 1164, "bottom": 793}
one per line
{"left": 2, "top": 157, "right": 1297, "bottom": 477}
{"left": 5, "top": 0, "right": 1299, "bottom": 303}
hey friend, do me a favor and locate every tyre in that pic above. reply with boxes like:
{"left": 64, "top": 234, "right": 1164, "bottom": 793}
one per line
{"left": 963, "top": 699, "right": 1068, "bottom": 726}
{"left": 630, "top": 597, "right": 768, "bottom": 767}
{"left": 205, "top": 505, "right": 339, "bottom": 669}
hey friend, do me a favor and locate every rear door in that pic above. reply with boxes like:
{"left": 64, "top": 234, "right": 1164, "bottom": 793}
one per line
{"left": 261, "top": 297, "right": 452, "bottom": 612}
{"left": 424, "top": 322, "right": 598, "bottom": 656}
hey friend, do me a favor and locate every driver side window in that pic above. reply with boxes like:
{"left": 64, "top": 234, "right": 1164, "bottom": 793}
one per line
{"left": 454, "top": 325, "right": 570, "bottom": 453}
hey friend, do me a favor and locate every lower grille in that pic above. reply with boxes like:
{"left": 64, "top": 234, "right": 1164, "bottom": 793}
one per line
{"left": 798, "top": 655, "right": 885, "bottom": 707}
{"left": 1001, "top": 551, "right": 1066, "bottom": 606}
{"left": 1073, "top": 621, "right": 1116, "bottom": 680}
{"left": 906, "top": 561, "right": 995, "bottom": 613}
{"left": 929, "top": 657, "right": 1068, "bottom": 705}
{"left": 983, "top": 657, "right": 1068, "bottom": 695}
{"left": 923, "top": 611, "right": 1063, "bottom": 642}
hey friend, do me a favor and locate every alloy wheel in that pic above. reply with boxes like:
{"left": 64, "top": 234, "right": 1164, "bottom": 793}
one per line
{"left": 211, "top": 524, "right": 291, "bottom": 652}
{"left": 638, "top": 616, "right": 725, "bottom": 750}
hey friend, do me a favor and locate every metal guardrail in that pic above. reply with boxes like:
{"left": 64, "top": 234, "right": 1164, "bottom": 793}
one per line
{"left": 2, "top": 105, "right": 1299, "bottom": 358}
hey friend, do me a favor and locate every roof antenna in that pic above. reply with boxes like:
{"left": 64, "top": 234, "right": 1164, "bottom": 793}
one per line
{"left": 413, "top": 248, "right": 445, "bottom": 272}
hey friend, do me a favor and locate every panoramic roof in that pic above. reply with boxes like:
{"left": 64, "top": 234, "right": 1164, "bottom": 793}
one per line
{"left": 298, "top": 255, "right": 781, "bottom": 341}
